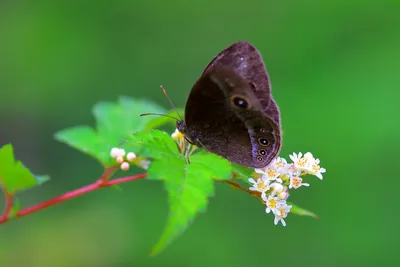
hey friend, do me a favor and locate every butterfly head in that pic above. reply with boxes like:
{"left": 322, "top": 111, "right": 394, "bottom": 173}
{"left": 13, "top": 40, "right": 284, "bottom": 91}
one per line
{"left": 176, "top": 120, "right": 187, "bottom": 134}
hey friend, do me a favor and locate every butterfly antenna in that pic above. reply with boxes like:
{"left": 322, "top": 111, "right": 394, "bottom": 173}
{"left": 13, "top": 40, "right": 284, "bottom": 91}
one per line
{"left": 139, "top": 113, "right": 180, "bottom": 121}
{"left": 160, "top": 85, "right": 183, "bottom": 121}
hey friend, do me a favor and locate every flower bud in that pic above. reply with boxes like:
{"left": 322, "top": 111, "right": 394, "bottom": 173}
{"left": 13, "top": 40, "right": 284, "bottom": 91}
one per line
{"left": 127, "top": 152, "right": 137, "bottom": 162}
{"left": 272, "top": 183, "right": 284, "bottom": 193}
{"left": 116, "top": 156, "right": 124, "bottom": 164}
{"left": 118, "top": 148, "right": 126, "bottom": 157}
{"left": 121, "top": 162, "right": 130, "bottom": 171}
{"left": 278, "top": 191, "right": 289, "bottom": 200}
{"left": 110, "top": 147, "right": 120, "bottom": 158}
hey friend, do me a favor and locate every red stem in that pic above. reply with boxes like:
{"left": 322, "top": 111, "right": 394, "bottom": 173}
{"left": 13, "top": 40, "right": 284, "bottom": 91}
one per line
{"left": 1, "top": 191, "right": 13, "bottom": 219}
{"left": 0, "top": 171, "right": 147, "bottom": 224}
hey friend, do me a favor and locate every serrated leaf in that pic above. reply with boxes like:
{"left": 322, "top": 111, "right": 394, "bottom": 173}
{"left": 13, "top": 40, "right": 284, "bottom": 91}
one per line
{"left": 0, "top": 144, "right": 50, "bottom": 194}
{"left": 133, "top": 131, "right": 232, "bottom": 255}
{"left": 54, "top": 97, "right": 167, "bottom": 167}
{"left": 190, "top": 153, "right": 232, "bottom": 180}
{"left": 288, "top": 202, "right": 319, "bottom": 219}
{"left": 126, "top": 130, "right": 180, "bottom": 160}
{"left": 144, "top": 108, "right": 185, "bottom": 130}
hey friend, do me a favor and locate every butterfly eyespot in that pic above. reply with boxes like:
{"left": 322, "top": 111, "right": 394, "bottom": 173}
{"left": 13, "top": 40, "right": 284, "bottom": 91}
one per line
{"left": 257, "top": 156, "right": 263, "bottom": 161}
{"left": 258, "top": 138, "right": 270, "bottom": 146}
{"left": 231, "top": 95, "right": 248, "bottom": 109}
{"left": 259, "top": 149, "right": 266, "bottom": 156}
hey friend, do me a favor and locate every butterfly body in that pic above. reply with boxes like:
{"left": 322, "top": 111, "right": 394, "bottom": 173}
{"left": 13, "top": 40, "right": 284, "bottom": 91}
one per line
{"left": 178, "top": 41, "right": 281, "bottom": 168}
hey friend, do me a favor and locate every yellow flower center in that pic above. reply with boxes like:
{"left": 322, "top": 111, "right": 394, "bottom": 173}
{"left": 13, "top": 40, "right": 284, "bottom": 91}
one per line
{"left": 297, "top": 158, "right": 307, "bottom": 167}
{"left": 267, "top": 169, "right": 277, "bottom": 178}
{"left": 257, "top": 181, "right": 268, "bottom": 191}
{"left": 268, "top": 198, "right": 277, "bottom": 208}
{"left": 278, "top": 207, "right": 287, "bottom": 217}
{"left": 292, "top": 177, "right": 301, "bottom": 187}
{"left": 312, "top": 164, "right": 320, "bottom": 172}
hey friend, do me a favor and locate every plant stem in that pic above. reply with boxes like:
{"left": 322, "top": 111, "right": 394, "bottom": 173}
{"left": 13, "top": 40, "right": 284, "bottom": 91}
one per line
{"left": 1, "top": 190, "right": 13, "bottom": 220}
{"left": 223, "top": 179, "right": 261, "bottom": 198}
{"left": 0, "top": 170, "right": 147, "bottom": 224}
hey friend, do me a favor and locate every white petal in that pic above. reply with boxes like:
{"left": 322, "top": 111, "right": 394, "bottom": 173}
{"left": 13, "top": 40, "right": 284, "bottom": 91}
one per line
{"left": 248, "top": 178, "right": 256, "bottom": 184}
{"left": 255, "top": 168, "right": 265, "bottom": 174}
{"left": 281, "top": 219, "right": 286, "bottom": 226}
{"left": 274, "top": 217, "right": 279, "bottom": 225}
{"left": 302, "top": 183, "right": 310, "bottom": 187}
{"left": 261, "top": 192, "right": 268, "bottom": 201}
{"left": 265, "top": 207, "right": 271, "bottom": 214}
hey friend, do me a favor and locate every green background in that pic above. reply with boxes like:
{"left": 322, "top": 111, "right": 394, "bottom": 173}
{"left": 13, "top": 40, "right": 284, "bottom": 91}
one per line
{"left": 1, "top": 0, "right": 399, "bottom": 266}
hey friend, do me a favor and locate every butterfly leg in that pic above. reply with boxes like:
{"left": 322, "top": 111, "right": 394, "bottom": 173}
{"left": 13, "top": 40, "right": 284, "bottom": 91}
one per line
{"left": 183, "top": 137, "right": 191, "bottom": 164}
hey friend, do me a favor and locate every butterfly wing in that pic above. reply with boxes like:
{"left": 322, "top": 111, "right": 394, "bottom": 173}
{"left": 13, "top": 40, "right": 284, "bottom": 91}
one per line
{"left": 183, "top": 67, "right": 281, "bottom": 168}
{"left": 201, "top": 41, "right": 280, "bottom": 126}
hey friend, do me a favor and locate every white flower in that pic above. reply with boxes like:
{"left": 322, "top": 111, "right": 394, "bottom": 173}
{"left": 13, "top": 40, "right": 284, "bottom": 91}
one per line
{"left": 303, "top": 152, "right": 315, "bottom": 162}
{"left": 273, "top": 202, "right": 292, "bottom": 226}
{"left": 248, "top": 178, "right": 270, "bottom": 197}
{"left": 270, "top": 182, "right": 284, "bottom": 194}
{"left": 255, "top": 165, "right": 282, "bottom": 182}
{"left": 262, "top": 195, "right": 286, "bottom": 214}
{"left": 289, "top": 152, "right": 312, "bottom": 172}
{"left": 273, "top": 157, "right": 288, "bottom": 171}
{"left": 308, "top": 158, "right": 326, "bottom": 179}
{"left": 289, "top": 176, "right": 309, "bottom": 189}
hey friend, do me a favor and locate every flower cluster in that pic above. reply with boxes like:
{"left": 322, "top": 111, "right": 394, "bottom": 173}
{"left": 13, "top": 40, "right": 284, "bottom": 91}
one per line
{"left": 110, "top": 148, "right": 137, "bottom": 171}
{"left": 248, "top": 152, "right": 326, "bottom": 226}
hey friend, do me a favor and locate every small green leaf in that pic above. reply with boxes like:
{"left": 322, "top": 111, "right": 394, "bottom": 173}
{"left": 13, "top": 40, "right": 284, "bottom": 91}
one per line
{"left": 35, "top": 175, "right": 51, "bottom": 184}
{"left": 131, "top": 130, "right": 232, "bottom": 255}
{"left": 0, "top": 144, "right": 50, "bottom": 194}
{"left": 54, "top": 126, "right": 110, "bottom": 163}
{"left": 125, "top": 130, "right": 180, "bottom": 160}
{"left": 143, "top": 108, "right": 185, "bottom": 131}
{"left": 232, "top": 163, "right": 254, "bottom": 181}
{"left": 54, "top": 97, "right": 167, "bottom": 167}
{"left": 190, "top": 153, "right": 232, "bottom": 180}
{"left": 288, "top": 202, "right": 319, "bottom": 219}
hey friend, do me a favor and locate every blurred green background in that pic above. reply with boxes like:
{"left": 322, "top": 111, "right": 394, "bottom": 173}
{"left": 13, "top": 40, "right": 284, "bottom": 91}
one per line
{"left": 1, "top": 0, "right": 399, "bottom": 266}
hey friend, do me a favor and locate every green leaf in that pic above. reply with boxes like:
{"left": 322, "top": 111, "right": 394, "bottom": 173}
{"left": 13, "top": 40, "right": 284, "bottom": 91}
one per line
{"left": 232, "top": 163, "right": 254, "bottom": 181}
{"left": 0, "top": 144, "right": 50, "bottom": 194}
{"left": 54, "top": 97, "right": 167, "bottom": 167}
{"left": 144, "top": 108, "right": 185, "bottom": 131}
{"left": 128, "top": 130, "right": 232, "bottom": 255}
{"left": 35, "top": 175, "right": 50, "bottom": 184}
{"left": 126, "top": 130, "right": 180, "bottom": 160}
{"left": 288, "top": 202, "right": 319, "bottom": 219}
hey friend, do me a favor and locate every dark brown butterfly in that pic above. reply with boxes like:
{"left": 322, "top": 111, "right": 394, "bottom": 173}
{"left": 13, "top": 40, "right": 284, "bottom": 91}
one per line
{"left": 177, "top": 41, "right": 281, "bottom": 168}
